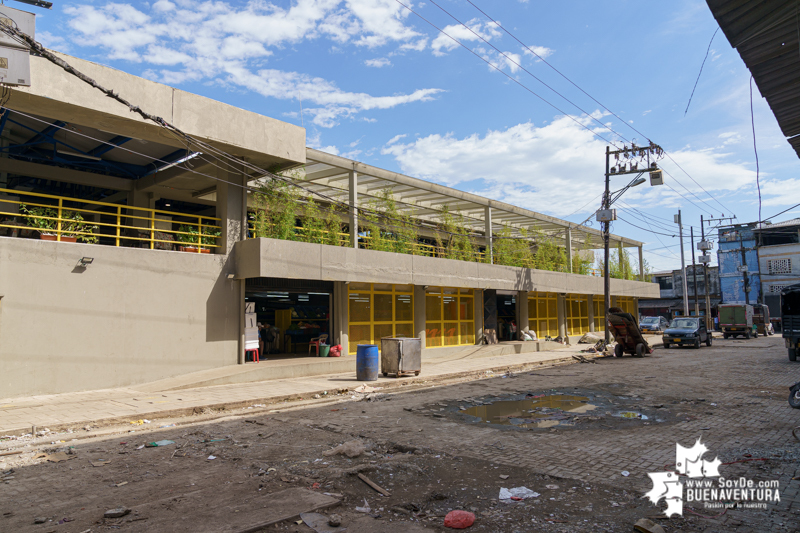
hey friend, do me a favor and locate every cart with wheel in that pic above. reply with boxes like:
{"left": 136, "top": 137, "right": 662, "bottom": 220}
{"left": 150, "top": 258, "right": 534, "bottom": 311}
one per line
{"left": 607, "top": 307, "right": 653, "bottom": 358}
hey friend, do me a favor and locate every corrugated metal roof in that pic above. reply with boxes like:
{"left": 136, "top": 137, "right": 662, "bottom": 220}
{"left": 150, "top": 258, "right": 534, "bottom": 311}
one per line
{"left": 707, "top": 0, "right": 800, "bottom": 157}
{"left": 755, "top": 217, "right": 800, "bottom": 229}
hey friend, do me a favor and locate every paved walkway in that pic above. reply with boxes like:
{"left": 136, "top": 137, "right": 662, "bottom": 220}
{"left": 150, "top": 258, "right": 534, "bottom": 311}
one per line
{"left": 0, "top": 335, "right": 663, "bottom": 437}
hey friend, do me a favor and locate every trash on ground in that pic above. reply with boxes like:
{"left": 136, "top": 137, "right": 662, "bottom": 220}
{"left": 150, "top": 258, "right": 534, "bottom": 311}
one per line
{"left": 104, "top": 507, "right": 131, "bottom": 519}
{"left": 44, "top": 452, "right": 75, "bottom": 463}
{"left": 300, "top": 512, "right": 345, "bottom": 533}
{"left": 621, "top": 470, "right": 630, "bottom": 477}
{"left": 444, "top": 510, "right": 475, "bottom": 529}
{"left": 114, "top": 482, "right": 128, "bottom": 487}
{"left": 357, "top": 473, "right": 391, "bottom": 496}
{"left": 499, "top": 487, "right": 540, "bottom": 501}
{"left": 634, "top": 518, "right": 666, "bottom": 533}
{"left": 355, "top": 498, "right": 371, "bottom": 513}
{"left": 91, "top": 460, "right": 111, "bottom": 467}
{"left": 34, "top": 517, "right": 47, "bottom": 524}
{"left": 328, "top": 514, "right": 341, "bottom": 527}
{"left": 499, "top": 474, "right": 509, "bottom": 480}
{"left": 207, "top": 455, "right": 216, "bottom": 460}
{"left": 578, "top": 332, "right": 603, "bottom": 344}
{"left": 353, "top": 384, "right": 381, "bottom": 393}
{"left": 322, "top": 440, "right": 365, "bottom": 458}
{"left": 145, "top": 440, "right": 175, "bottom": 447}
{"left": 129, "top": 419, "right": 150, "bottom": 425}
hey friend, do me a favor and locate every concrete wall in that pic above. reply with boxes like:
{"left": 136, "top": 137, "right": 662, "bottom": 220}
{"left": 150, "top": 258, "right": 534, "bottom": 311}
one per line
{"left": 9, "top": 53, "right": 305, "bottom": 168}
{"left": 758, "top": 243, "right": 800, "bottom": 296}
{"left": 235, "top": 238, "right": 660, "bottom": 298}
{"left": 0, "top": 237, "right": 240, "bottom": 398}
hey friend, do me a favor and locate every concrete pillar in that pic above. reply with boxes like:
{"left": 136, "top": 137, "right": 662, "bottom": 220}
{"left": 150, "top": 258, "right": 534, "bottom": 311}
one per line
{"left": 634, "top": 297, "right": 639, "bottom": 322}
{"left": 638, "top": 245, "right": 645, "bottom": 281}
{"left": 333, "top": 281, "right": 349, "bottom": 356}
{"left": 588, "top": 294, "right": 595, "bottom": 332}
{"left": 517, "top": 291, "right": 529, "bottom": 339}
{"left": 216, "top": 164, "right": 246, "bottom": 255}
{"left": 474, "top": 289, "right": 484, "bottom": 345}
{"left": 611, "top": 295, "right": 618, "bottom": 308}
{"left": 349, "top": 170, "right": 358, "bottom": 248}
{"left": 557, "top": 293, "right": 567, "bottom": 338}
{"left": 565, "top": 227, "right": 573, "bottom": 273}
{"left": 127, "top": 189, "right": 156, "bottom": 229}
{"left": 484, "top": 206, "right": 493, "bottom": 264}
{"left": 414, "top": 285, "right": 426, "bottom": 349}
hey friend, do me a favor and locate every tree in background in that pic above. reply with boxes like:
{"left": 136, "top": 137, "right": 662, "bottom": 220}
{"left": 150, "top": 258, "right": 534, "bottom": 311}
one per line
{"left": 596, "top": 242, "right": 651, "bottom": 280}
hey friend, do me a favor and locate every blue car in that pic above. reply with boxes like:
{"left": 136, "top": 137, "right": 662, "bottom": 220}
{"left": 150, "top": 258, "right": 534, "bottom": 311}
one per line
{"left": 663, "top": 317, "right": 712, "bottom": 349}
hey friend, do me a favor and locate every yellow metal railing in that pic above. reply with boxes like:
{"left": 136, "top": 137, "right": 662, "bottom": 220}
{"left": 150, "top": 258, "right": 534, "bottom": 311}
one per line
{"left": 0, "top": 187, "right": 221, "bottom": 252}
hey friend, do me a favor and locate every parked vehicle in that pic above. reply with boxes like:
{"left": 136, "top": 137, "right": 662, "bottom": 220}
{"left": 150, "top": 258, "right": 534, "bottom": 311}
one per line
{"left": 790, "top": 381, "right": 800, "bottom": 408}
{"left": 753, "top": 304, "right": 774, "bottom": 336}
{"left": 607, "top": 307, "right": 652, "bottom": 357}
{"left": 719, "top": 304, "right": 757, "bottom": 339}
{"left": 663, "top": 317, "right": 712, "bottom": 349}
{"left": 639, "top": 316, "right": 669, "bottom": 333}
{"left": 781, "top": 284, "right": 800, "bottom": 362}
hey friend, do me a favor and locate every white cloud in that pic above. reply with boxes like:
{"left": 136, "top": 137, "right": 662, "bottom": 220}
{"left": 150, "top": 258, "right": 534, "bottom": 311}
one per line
{"left": 382, "top": 114, "right": 757, "bottom": 218}
{"left": 761, "top": 178, "right": 800, "bottom": 207}
{"left": 431, "top": 19, "right": 501, "bottom": 56}
{"left": 60, "top": 0, "right": 440, "bottom": 127}
{"left": 365, "top": 57, "right": 391, "bottom": 68}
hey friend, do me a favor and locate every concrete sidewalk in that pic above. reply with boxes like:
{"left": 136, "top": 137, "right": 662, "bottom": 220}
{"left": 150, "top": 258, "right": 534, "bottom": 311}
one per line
{"left": 0, "top": 336, "right": 659, "bottom": 437}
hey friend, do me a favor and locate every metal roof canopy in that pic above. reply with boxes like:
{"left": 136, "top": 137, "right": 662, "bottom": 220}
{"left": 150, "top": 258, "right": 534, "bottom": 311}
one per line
{"left": 708, "top": 0, "right": 800, "bottom": 158}
{"left": 298, "top": 148, "right": 642, "bottom": 249}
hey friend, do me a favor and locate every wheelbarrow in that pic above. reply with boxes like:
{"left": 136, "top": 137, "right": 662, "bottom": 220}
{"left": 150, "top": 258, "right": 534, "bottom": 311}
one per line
{"left": 607, "top": 307, "right": 652, "bottom": 358}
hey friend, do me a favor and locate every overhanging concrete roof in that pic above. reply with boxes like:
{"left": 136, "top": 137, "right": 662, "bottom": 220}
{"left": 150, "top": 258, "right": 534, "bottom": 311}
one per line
{"left": 300, "top": 148, "right": 642, "bottom": 249}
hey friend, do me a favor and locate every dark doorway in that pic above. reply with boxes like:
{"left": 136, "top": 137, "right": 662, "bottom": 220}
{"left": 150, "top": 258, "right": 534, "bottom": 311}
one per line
{"left": 496, "top": 292, "right": 518, "bottom": 341}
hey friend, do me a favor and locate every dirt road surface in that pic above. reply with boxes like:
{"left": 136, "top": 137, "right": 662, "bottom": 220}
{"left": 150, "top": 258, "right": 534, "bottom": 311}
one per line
{"left": 1, "top": 336, "right": 799, "bottom": 532}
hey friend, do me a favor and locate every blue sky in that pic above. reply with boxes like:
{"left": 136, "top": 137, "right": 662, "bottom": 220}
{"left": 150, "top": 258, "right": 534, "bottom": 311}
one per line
{"left": 30, "top": 0, "right": 800, "bottom": 270}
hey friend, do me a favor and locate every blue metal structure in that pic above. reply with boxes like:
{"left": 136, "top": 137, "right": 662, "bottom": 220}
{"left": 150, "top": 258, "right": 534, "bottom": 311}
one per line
{"left": 717, "top": 224, "right": 760, "bottom": 304}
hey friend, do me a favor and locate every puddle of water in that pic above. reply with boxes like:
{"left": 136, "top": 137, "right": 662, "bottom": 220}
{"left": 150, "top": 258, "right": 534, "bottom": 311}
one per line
{"left": 461, "top": 394, "right": 598, "bottom": 429}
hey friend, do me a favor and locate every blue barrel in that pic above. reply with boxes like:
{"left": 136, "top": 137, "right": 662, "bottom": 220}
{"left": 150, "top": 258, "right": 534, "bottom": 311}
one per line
{"left": 356, "top": 344, "right": 379, "bottom": 381}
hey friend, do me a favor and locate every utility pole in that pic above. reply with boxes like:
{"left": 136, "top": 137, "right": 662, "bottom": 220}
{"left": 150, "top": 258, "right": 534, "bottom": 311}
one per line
{"left": 676, "top": 210, "right": 689, "bottom": 316}
{"left": 739, "top": 231, "right": 750, "bottom": 305}
{"left": 700, "top": 215, "right": 712, "bottom": 331}
{"left": 691, "top": 226, "right": 699, "bottom": 317}
{"left": 600, "top": 142, "right": 664, "bottom": 342}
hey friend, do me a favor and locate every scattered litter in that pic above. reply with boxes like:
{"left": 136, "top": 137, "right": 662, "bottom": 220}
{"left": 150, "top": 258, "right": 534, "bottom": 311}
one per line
{"left": 499, "top": 487, "right": 540, "bottom": 501}
{"left": 355, "top": 498, "right": 371, "bottom": 513}
{"left": 0, "top": 451, "right": 22, "bottom": 457}
{"left": 145, "top": 440, "right": 175, "bottom": 447}
{"left": 34, "top": 517, "right": 47, "bottom": 524}
{"left": 634, "top": 517, "right": 666, "bottom": 533}
{"left": 129, "top": 419, "right": 150, "bottom": 425}
{"left": 136, "top": 445, "right": 145, "bottom": 450}
{"left": 44, "top": 452, "right": 75, "bottom": 463}
{"left": 104, "top": 507, "right": 131, "bottom": 519}
{"left": 353, "top": 384, "right": 381, "bottom": 393}
{"left": 572, "top": 354, "right": 597, "bottom": 364}
{"left": 444, "top": 510, "right": 475, "bottom": 529}
{"left": 207, "top": 455, "right": 216, "bottom": 460}
{"left": 322, "top": 440, "right": 366, "bottom": 458}
{"left": 621, "top": 471, "right": 630, "bottom": 477}
{"left": 545, "top": 484, "right": 559, "bottom": 490}
{"left": 499, "top": 475, "right": 509, "bottom": 480}
{"left": 300, "top": 512, "right": 345, "bottom": 533}
{"left": 91, "top": 460, "right": 111, "bottom": 467}
{"left": 323, "top": 492, "right": 343, "bottom": 498}
{"left": 159, "top": 424, "right": 176, "bottom": 428}
{"left": 358, "top": 473, "right": 391, "bottom": 496}
{"left": 328, "top": 514, "right": 341, "bottom": 527}
{"left": 114, "top": 482, "right": 128, "bottom": 487}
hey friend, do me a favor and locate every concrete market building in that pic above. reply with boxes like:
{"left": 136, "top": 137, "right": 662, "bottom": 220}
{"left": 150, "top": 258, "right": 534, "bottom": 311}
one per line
{"left": 0, "top": 51, "right": 658, "bottom": 399}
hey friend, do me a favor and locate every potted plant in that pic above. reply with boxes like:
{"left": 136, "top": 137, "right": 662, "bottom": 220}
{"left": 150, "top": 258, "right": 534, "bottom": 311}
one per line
{"left": 21, "top": 204, "right": 98, "bottom": 243}
{"left": 177, "top": 225, "right": 219, "bottom": 253}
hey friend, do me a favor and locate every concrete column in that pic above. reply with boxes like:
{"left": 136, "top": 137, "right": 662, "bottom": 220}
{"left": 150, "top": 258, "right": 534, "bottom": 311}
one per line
{"left": 127, "top": 189, "right": 156, "bottom": 229}
{"left": 517, "top": 291, "right": 529, "bottom": 339}
{"left": 557, "top": 293, "right": 567, "bottom": 338}
{"left": 634, "top": 297, "right": 639, "bottom": 322}
{"left": 484, "top": 206, "right": 493, "bottom": 264}
{"left": 414, "top": 285, "right": 426, "bottom": 349}
{"left": 638, "top": 245, "right": 645, "bottom": 281}
{"left": 333, "top": 281, "right": 349, "bottom": 356}
{"left": 349, "top": 170, "right": 358, "bottom": 248}
{"left": 216, "top": 164, "right": 246, "bottom": 255}
{"left": 565, "top": 227, "right": 573, "bottom": 273}
{"left": 611, "top": 295, "right": 618, "bottom": 308}
{"left": 588, "top": 294, "right": 595, "bottom": 332}
{"left": 474, "top": 289, "right": 484, "bottom": 345}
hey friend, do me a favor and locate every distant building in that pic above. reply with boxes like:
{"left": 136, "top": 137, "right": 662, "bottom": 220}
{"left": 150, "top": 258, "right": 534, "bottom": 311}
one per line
{"left": 717, "top": 224, "right": 760, "bottom": 305}
{"left": 639, "top": 266, "right": 720, "bottom": 320}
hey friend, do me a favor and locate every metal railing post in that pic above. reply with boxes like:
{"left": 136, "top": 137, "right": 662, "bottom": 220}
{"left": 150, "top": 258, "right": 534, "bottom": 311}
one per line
{"left": 56, "top": 198, "right": 63, "bottom": 241}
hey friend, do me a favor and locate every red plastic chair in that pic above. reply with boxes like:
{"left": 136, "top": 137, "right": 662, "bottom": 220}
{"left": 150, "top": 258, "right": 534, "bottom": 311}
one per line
{"left": 245, "top": 348, "right": 260, "bottom": 363}
{"left": 308, "top": 334, "right": 329, "bottom": 356}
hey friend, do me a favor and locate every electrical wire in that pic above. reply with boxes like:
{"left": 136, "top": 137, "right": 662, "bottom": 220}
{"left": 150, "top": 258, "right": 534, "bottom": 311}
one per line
{"left": 685, "top": 28, "right": 719, "bottom": 116}
{"left": 617, "top": 215, "right": 679, "bottom": 237}
{"left": 463, "top": 0, "right": 736, "bottom": 217}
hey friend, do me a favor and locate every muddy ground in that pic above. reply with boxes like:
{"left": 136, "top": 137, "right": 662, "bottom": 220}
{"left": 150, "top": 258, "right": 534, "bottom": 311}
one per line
{"left": 1, "top": 336, "right": 799, "bottom": 532}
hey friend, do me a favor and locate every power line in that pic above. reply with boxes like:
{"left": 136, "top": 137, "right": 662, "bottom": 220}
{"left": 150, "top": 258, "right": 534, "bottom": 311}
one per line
{"left": 617, "top": 215, "right": 679, "bottom": 237}
{"left": 750, "top": 75, "right": 762, "bottom": 225}
{"left": 463, "top": 0, "right": 736, "bottom": 217}
{"left": 684, "top": 28, "right": 719, "bottom": 116}
{"left": 763, "top": 202, "right": 800, "bottom": 221}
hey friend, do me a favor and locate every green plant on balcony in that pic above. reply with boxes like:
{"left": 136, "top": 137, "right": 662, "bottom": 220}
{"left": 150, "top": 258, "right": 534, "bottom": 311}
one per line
{"left": 177, "top": 224, "right": 213, "bottom": 252}
{"left": 21, "top": 204, "right": 99, "bottom": 243}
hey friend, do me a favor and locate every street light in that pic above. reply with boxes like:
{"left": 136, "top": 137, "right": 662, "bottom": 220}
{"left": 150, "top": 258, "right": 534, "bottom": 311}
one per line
{"left": 599, "top": 143, "right": 664, "bottom": 343}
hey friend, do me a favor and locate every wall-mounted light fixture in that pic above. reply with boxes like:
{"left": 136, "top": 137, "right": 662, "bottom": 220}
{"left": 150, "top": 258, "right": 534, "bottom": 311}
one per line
{"left": 226, "top": 273, "right": 235, "bottom": 280}
{"left": 76, "top": 257, "right": 94, "bottom": 268}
